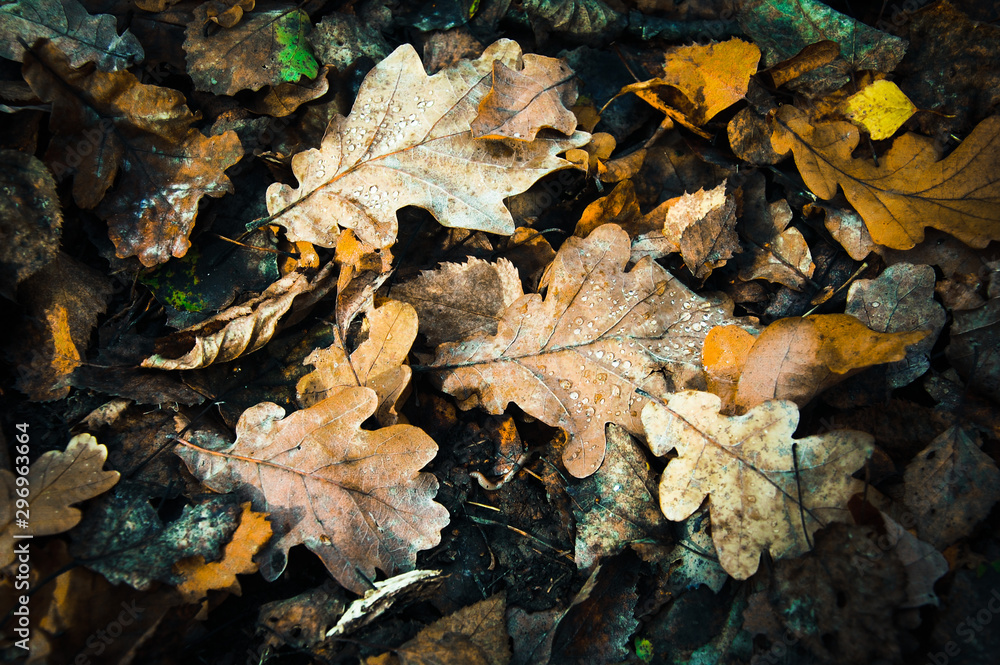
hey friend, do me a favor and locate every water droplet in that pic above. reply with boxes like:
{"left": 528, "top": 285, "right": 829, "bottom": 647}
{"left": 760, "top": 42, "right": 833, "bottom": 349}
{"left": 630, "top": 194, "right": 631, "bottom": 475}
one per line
{"left": 613, "top": 484, "right": 621, "bottom": 492}
{"left": 560, "top": 379, "right": 573, "bottom": 390}
{"left": 570, "top": 391, "right": 579, "bottom": 399}
{"left": 872, "top": 301, "right": 881, "bottom": 308}
{"left": 611, "top": 385, "right": 621, "bottom": 397}
{"left": 574, "top": 317, "right": 584, "bottom": 325}
{"left": 596, "top": 372, "right": 607, "bottom": 383}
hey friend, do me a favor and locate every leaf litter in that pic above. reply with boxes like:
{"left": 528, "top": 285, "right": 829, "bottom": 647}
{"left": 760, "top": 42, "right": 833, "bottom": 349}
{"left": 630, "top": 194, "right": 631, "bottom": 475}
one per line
{"left": 4, "top": 2, "right": 1000, "bottom": 663}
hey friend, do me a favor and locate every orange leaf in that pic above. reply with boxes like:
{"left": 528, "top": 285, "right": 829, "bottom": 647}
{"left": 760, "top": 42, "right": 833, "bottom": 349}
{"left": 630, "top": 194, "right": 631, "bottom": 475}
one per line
{"left": 616, "top": 38, "right": 760, "bottom": 128}
{"left": 770, "top": 105, "right": 1000, "bottom": 249}
{"left": 174, "top": 503, "right": 272, "bottom": 602}
{"left": 731, "top": 314, "right": 929, "bottom": 412}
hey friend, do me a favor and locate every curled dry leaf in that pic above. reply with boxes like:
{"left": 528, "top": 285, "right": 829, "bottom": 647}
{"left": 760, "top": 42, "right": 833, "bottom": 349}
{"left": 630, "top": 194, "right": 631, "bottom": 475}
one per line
{"left": 903, "top": 427, "right": 1000, "bottom": 550}
{"left": 728, "top": 314, "right": 929, "bottom": 412}
{"left": 143, "top": 263, "right": 335, "bottom": 370}
{"left": 184, "top": 6, "right": 319, "bottom": 95}
{"left": 521, "top": 0, "right": 625, "bottom": 42}
{"left": 770, "top": 105, "right": 1000, "bottom": 250}
{"left": 0, "top": 0, "right": 143, "bottom": 71}
{"left": 266, "top": 39, "right": 588, "bottom": 250}
{"left": 176, "top": 387, "right": 450, "bottom": 594}
{"left": 661, "top": 180, "right": 740, "bottom": 279}
{"left": 297, "top": 300, "right": 418, "bottom": 425}
{"left": 845, "top": 263, "right": 945, "bottom": 388}
{"left": 174, "top": 502, "right": 272, "bottom": 602}
{"left": 431, "top": 223, "right": 749, "bottom": 478}
{"left": 22, "top": 40, "right": 243, "bottom": 266}
{"left": 390, "top": 257, "right": 524, "bottom": 346}
{"left": 471, "top": 55, "right": 577, "bottom": 140}
{"left": 642, "top": 391, "right": 872, "bottom": 579}
{"left": 1, "top": 434, "right": 119, "bottom": 567}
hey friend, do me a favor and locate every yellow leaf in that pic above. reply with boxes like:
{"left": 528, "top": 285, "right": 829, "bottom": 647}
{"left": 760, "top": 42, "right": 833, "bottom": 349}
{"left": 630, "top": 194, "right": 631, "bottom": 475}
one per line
{"left": 615, "top": 38, "right": 761, "bottom": 129}
{"left": 842, "top": 79, "right": 916, "bottom": 140}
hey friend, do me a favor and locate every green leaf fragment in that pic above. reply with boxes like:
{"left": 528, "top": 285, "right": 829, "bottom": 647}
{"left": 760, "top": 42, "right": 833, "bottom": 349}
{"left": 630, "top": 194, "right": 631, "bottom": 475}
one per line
{"left": 275, "top": 10, "right": 319, "bottom": 83}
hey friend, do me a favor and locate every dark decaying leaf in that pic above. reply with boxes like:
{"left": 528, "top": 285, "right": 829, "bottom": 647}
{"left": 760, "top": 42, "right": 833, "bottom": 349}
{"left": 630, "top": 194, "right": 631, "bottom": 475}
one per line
{"left": 184, "top": 6, "right": 320, "bottom": 95}
{"left": 365, "top": 593, "right": 509, "bottom": 665}
{"left": 738, "top": 0, "right": 906, "bottom": 94}
{"left": 946, "top": 296, "right": 1000, "bottom": 402}
{"left": 0, "top": 148, "right": 62, "bottom": 298}
{"left": 0, "top": 0, "right": 143, "bottom": 71}
{"left": 71, "top": 484, "right": 242, "bottom": 590}
{"left": 904, "top": 427, "right": 1000, "bottom": 550}
{"left": 845, "top": 263, "right": 946, "bottom": 389}
{"left": 568, "top": 424, "right": 667, "bottom": 569}
{"left": 22, "top": 40, "right": 243, "bottom": 266}
{"left": 11, "top": 252, "right": 113, "bottom": 401}
{"left": 549, "top": 551, "right": 640, "bottom": 664}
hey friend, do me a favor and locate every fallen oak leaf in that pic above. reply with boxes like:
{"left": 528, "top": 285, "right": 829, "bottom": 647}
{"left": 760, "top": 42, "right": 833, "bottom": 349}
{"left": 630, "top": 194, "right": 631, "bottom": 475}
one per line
{"left": 297, "top": 300, "right": 418, "bottom": 425}
{"left": 173, "top": 502, "right": 272, "bottom": 602}
{"left": 143, "top": 263, "right": 335, "bottom": 370}
{"left": 471, "top": 55, "right": 577, "bottom": 140}
{"left": 431, "top": 223, "right": 750, "bottom": 478}
{"left": 22, "top": 40, "right": 243, "bottom": 266}
{"left": 175, "top": 386, "right": 450, "bottom": 594}
{"left": 265, "top": 39, "right": 588, "bottom": 250}
{"left": 1, "top": 433, "right": 119, "bottom": 567}
{"left": 770, "top": 105, "right": 1000, "bottom": 249}
{"left": 642, "top": 390, "right": 873, "bottom": 579}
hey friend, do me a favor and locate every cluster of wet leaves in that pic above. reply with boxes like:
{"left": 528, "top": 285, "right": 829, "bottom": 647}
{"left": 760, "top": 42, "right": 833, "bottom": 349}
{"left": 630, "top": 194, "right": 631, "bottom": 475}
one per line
{"left": 2, "top": 1, "right": 1000, "bottom": 664}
